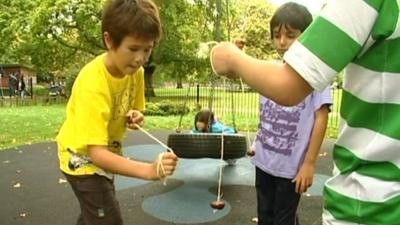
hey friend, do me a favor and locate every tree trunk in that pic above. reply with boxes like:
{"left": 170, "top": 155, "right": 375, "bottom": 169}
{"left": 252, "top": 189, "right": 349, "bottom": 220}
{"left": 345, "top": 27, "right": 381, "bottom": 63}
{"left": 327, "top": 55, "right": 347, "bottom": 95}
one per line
{"left": 144, "top": 65, "right": 156, "bottom": 97}
{"left": 214, "top": 0, "right": 223, "bottom": 42}
{"left": 176, "top": 76, "right": 183, "bottom": 89}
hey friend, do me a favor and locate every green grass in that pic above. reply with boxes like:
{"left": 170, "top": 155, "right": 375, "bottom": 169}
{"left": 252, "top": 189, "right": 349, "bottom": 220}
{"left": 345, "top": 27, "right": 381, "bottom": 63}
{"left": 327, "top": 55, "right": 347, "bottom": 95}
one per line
{"left": 0, "top": 104, "right": 66, "bottom": 150}
{"left": 0, "top": 88, "right": 342, "bottom": 150}
{"left": 0, "top": 104, "right": 260, "bottom": 150}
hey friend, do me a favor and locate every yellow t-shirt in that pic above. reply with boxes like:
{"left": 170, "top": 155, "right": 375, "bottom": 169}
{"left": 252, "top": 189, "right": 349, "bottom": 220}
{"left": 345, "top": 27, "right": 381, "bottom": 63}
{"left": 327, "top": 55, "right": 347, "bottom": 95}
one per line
{"left": 57, "top": 53, "right": 145, "bottom": 176}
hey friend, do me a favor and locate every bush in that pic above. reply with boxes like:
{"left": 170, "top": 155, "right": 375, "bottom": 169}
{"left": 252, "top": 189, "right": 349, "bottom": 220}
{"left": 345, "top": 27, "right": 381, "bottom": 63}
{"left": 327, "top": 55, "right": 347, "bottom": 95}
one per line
{"left": 144, "top": 100, "right": 190, "bottom": 116}
{"left": 65, "top": 69, "right": 80, "bottom": 97}
{"left": 33, "top": 85, "right": 50, "bottom": 96}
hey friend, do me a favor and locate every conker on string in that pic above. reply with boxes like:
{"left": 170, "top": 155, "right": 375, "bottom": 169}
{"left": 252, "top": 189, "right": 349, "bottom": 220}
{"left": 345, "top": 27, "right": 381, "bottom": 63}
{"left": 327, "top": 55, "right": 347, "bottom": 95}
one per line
{"left": 246, "top": 150, "right": 255, "bottom": 157}
{"left": 210, "top": 200, "right": 225, "bottom": 210}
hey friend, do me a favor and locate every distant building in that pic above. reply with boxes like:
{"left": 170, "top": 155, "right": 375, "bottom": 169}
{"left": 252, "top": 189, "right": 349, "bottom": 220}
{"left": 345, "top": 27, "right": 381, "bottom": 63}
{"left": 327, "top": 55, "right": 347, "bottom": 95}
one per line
{"left": 0, "top": 64, "right": 37, "bottom": 88}
{"left": 0, "top": 64, "right": 37, "bottom": 97}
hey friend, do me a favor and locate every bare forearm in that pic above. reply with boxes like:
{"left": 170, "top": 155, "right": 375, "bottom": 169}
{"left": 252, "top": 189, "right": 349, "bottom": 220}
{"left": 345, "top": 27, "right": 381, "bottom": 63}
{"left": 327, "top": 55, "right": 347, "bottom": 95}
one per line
{"left": 88, "top": 146, "right": 156, "bottom": 180}
{"left": 303, "top": 106, "right": 329, "bottom": 165}
{"left": 228, "top": 51, "right": 313, "bottom": 106}
{"left": 210, "top": 42, "right": 312, "bottom": 105}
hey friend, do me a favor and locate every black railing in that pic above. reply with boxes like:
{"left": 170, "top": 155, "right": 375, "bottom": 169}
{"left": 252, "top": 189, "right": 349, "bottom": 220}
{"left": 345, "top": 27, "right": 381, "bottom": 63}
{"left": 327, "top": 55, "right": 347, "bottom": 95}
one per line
{"left": 0, "top": 96, "right": 67, "bottom": 107}
{"left": 147, "top": 83, "right": 342, "bottom": 138}
{"left": 0, "top": 83, "right": 342, "bottom": 138}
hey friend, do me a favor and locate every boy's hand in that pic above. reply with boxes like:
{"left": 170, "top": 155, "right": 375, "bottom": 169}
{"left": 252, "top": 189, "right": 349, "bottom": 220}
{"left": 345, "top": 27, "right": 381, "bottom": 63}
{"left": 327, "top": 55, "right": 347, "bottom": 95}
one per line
{"left": 152, "top": 152, "right": 178, "bottom": 179}
{"left": 210, "top": 42, "right": 242, "bottom": 78}
{"left": 292, "top": 162, "right": 315, "bottom": 193}
{"left": 126, "top": 109, "right": 144, "bottom": 129}
{"left": 234, "top": 39, "right": 246, "bottom": 50}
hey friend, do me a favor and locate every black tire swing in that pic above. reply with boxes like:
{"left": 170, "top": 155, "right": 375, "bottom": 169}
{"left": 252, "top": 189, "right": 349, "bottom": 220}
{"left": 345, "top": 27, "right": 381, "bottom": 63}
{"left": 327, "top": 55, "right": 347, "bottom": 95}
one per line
{"left": 167, "top": 78, "right": 248, "bottom": 160}
{"left": 168, "top": 132, "right": 247, "bottom": 159}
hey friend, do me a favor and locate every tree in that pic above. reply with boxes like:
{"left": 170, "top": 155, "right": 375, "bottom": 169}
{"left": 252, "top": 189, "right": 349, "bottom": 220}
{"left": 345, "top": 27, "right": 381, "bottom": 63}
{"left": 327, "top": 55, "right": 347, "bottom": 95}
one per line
{"left": 0, "top": 0, "right": 103, "bottom": 79}
{"left": 0, "top": 0, "right": 278, "bottom": 88}
{"left": 0, "top": 0, "right": 39, "bottom": 64}
{"left": 230, "top": 0, "right": 276, "bottom": 59}
{"left": 29, "top": 0, "right": 104, "bottom": 75}
{"left": 153, "top": 0, "right": 211, "bottom": 88}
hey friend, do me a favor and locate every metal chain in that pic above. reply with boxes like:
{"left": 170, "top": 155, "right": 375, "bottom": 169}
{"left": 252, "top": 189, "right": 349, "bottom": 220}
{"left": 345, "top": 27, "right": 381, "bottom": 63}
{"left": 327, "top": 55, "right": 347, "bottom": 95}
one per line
{"left": 230, "top": 81, "right": 236, "bottom": 131}
{"left": 176, "top": 82, "right": 193, "bottom": 133}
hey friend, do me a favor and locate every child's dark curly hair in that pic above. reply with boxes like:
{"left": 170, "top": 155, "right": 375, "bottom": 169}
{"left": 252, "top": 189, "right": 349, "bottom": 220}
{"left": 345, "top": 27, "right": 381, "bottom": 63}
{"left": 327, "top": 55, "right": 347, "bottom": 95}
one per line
{"left": 194, "top": 109, "right": 215, "bottom": 132}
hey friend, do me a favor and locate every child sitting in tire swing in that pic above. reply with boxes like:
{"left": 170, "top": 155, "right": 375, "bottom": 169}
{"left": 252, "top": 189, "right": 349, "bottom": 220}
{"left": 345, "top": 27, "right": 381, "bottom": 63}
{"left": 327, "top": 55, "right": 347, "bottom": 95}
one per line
{"left": 192, "top": 109, "right": 236, "bottom": 134}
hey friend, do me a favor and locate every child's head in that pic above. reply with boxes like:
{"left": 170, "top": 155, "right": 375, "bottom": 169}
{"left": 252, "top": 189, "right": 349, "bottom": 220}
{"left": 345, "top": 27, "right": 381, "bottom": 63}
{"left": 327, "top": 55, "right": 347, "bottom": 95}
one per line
{"left": 194, "top": 109, "right": 215, "bottom": 132}
{"left": 270, "top": 2, "right": 312, "bottom": 56}
{"left": 101, "top": 0, "right": 162, "bottom": 76}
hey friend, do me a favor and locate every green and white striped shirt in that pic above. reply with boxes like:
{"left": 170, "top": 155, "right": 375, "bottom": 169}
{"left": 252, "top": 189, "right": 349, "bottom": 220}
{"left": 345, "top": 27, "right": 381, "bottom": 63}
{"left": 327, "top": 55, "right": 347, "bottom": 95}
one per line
{"left": 284, "top": 0, "right": 400, "bottom": 224}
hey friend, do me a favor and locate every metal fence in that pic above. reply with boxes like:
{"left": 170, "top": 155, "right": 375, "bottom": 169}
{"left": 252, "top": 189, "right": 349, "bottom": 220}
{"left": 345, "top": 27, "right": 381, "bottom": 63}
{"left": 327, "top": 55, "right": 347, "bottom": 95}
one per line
{"left": 0, "top": 96, "right": 67, "bottom": 107}
{"left": 0, "top": 83, "right": 342, "bottom": 138}
{"left": 147, "top": 83, "right": 342, "bottom": 138}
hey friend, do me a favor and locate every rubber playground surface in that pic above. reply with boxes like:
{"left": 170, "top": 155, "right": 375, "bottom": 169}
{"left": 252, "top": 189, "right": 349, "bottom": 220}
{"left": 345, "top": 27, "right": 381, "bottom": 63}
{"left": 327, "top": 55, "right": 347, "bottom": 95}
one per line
{"left": 0, "top": 130, "right": 335, "bottom": 225}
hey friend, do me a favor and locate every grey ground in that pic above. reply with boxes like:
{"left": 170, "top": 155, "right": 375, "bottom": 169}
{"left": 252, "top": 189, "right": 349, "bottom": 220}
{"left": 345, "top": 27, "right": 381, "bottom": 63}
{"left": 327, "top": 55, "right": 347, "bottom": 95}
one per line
{"left": 0, "top": 130, "right": 334, "bottom": 225}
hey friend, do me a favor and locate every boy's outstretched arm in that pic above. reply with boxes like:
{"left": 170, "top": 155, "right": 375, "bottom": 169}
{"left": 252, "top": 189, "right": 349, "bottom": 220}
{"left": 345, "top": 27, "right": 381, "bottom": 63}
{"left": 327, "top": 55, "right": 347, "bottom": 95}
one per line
{"left": 292, "top": 104, "right": 329, "bottom": 193}
{"left": 211, "top": 42, "right": 313, "bottom": 106}
{"left": 88, "top": 145, "right": 178, "bottom": 180}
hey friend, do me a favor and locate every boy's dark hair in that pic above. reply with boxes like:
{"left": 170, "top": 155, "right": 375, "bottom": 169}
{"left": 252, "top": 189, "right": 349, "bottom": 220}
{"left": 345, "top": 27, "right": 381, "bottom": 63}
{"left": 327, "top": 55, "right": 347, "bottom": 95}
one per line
{"left": 194, "top": 109, "right": 215, "bottom": 132}
{"left": 270, "top": 2, "right": 312, "bottom": 39}
{"left": 102, "top": 0, "right": 162, "bottom": 48}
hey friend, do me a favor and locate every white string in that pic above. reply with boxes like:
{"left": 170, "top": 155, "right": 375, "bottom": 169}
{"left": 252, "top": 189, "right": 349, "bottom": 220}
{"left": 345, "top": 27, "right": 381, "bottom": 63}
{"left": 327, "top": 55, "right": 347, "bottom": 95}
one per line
{"left": 215, "top": 78, "right": 227, "bottom": 207}
{"left": 133, "top": 124, "right": 174, "bottom": 153}
{"left": 210, "top": 41, "right": 251, "bottom": 147}
{"left": 209, "top": 42, "right": 219, "bottom": 75}
{"left": 239, "top": 78, "right": 252, "bottom": 149}
{"left": 218, "top": 80, "right": 226, "bottom": 200}
{"left": 156, "top": 153, "right": 165, "bottom": 177}
{"left": 133, "top": 124, "right": 172, "bottom": 185}
{"left": 156, "top": 153, "right": 169, "bottom": 185}
{"left": 217, "top": 133, "right": 224, "bottom": 202}
{"left": 207, "top": 41, "right": 226, "bottom": 210}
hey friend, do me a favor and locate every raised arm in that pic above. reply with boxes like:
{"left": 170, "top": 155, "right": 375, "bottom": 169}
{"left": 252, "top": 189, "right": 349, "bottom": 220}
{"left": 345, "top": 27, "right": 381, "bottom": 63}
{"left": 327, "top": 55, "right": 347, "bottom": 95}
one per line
{"left": 211, "top": 42, "right": 313, "bottom": 106}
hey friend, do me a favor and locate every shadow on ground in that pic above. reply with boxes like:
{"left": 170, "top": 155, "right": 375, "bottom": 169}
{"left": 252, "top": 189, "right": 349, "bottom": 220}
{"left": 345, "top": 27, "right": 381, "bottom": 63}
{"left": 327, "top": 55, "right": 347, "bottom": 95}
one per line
{"left": 0, "top": 130, "right": 334, "bottom": 225}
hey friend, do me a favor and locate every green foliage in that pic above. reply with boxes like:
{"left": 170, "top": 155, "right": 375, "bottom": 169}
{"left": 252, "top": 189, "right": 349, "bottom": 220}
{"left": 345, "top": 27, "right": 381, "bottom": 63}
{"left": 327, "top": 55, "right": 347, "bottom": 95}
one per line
{"left": 0, "top": 0, "right": 278, "bottom": 85}
{"left": 29, "top": 0, "right": 103, "bottom": 74}
{"left": 153, "top": 0, "right": 211, "bottom": 84}
{"left": 0, "top": 0, "right": 102, "bottom": 77}
{"left": 64, "top": 68, "right": 80, "bottom": 97}
{"left": 144, "top": 100, "right": 190, "bottom": 116}
{"left": 33, "top": 84, "right": 50, "bottom": 96}
{"left": 230, "top": 0, "right": 277, "bottom": 59}
{"left": 0, "top": 105, "right": 66, "bottom": 150}
{"left": 0, "top": 0, "right": 39, "bottom": 64}
{"left": 0, "top": 87, "right": 342, "bottom": 150}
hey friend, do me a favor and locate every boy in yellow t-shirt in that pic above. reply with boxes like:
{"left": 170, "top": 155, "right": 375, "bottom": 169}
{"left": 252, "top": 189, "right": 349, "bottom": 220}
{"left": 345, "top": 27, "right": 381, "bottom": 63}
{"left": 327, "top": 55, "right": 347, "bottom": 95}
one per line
{"left": 56, "top": 0, "right": 178, "bottom": 224}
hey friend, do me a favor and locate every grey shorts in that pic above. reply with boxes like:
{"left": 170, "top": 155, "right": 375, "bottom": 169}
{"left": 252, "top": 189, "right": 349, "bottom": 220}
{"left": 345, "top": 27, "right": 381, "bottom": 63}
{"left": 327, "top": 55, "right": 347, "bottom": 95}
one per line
{"left": 63, "top": 172, "right": 123, "bottom": 225}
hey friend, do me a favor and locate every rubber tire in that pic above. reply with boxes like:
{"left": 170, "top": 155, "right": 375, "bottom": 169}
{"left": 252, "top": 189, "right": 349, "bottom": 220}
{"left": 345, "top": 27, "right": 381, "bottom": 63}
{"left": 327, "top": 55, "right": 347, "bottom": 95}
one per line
{"left": 167, "top": 133, "right": 247, "bottom": 159}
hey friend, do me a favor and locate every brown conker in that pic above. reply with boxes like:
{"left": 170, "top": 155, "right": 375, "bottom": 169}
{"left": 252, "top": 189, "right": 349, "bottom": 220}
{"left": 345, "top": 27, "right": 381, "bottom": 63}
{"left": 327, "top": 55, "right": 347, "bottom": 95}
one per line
{"left": 246, "top": 150, "right": 255, "bottom": 157}
{"left": 210, "top": 200, "right": 225, "bottom": 210}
